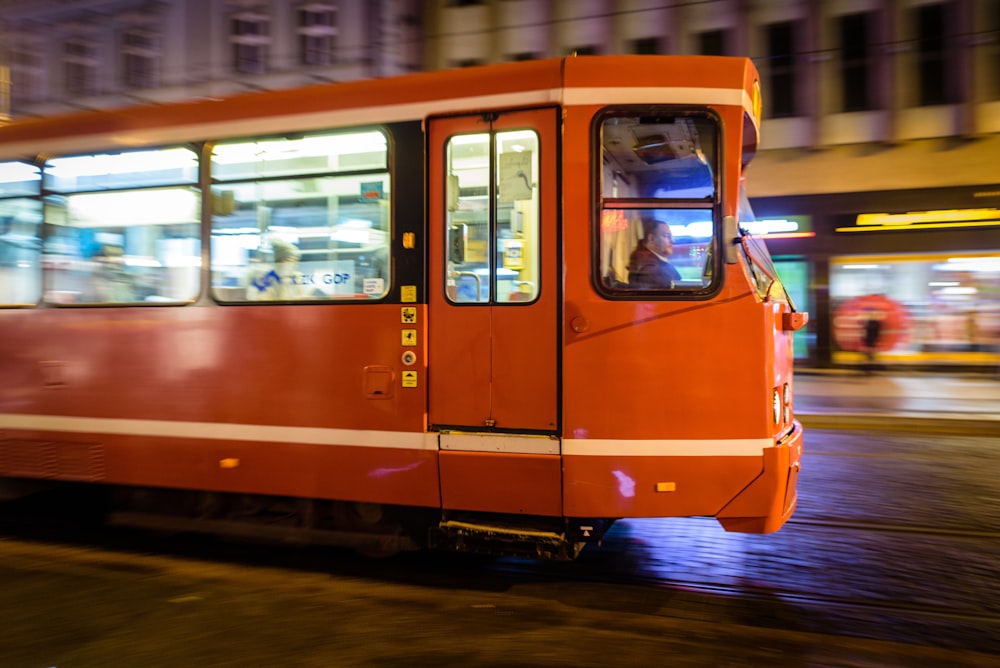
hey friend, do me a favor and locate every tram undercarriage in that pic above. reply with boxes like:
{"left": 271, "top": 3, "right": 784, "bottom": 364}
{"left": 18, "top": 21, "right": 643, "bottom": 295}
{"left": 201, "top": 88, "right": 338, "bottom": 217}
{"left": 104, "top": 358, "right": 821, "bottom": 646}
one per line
{"left": 100, "top": 485, "right": 616, "bottom": 561}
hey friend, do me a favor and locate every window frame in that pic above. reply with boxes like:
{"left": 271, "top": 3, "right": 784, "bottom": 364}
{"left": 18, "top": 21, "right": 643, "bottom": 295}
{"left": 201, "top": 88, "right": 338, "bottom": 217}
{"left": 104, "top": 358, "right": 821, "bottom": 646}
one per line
{"left": 208, "top": 126, "right": 394, "bottom": 305}
{"left": 442, "top": 126, "right": 542, "bottom": 306}
{"left": 297, "top": 2, "right": 338, "bottom": 66}
{"left": 63, "top": 36, "right": 100, "bottom": 96}
{"left": 230, "top": 10, "right": 272, "bottom": 74}
{"left": 839, "top": 11, "right": 876, "bottom": 112}
{"left": 39, "top": 144, "right": 203, "bottom": 307}
{"left": 764, "top": 20, "right": 799, "bottom": 118}
{"left": 592, "top": 106, "right": 725, "bottom": 301}
{"left": 0, "top": 160, "right": 43, "bottom": 308}
{"left": 122, "top": 25, "right": 162, "bottom": 90}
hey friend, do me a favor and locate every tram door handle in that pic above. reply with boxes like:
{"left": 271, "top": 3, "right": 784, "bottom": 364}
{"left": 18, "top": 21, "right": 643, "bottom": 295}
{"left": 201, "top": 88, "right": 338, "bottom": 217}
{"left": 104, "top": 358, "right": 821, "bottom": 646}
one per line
{"left": 456, "top": 271, "right": 482, "bottom": 302}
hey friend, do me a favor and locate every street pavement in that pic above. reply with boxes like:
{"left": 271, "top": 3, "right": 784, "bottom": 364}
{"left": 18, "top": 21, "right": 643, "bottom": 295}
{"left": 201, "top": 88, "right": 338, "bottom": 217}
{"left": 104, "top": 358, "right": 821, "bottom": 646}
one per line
{"left": 794, "top": 368, "right": 1000, "bottom": 434}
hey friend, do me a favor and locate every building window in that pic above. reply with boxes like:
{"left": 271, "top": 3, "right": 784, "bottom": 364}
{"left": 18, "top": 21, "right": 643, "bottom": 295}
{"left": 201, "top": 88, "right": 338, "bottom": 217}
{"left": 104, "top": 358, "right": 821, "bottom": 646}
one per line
{"left": 298, "top": 3, "right": 337, "bottom": 66}
{"left": 765, "top": 21, "right": 799, "bottom": 118}
{"left": 568, "top": 46, "right": 598, "bottom": 56}
{"left": 122, "top": 27, "right": 160, "bottom": 89}
{"left": 630, "top": 37, "right": 661, "bottom": 55}
{"left": 64, "top": 37, "right": 99, "bottom": 96}
{"left": 231, "top": 11, "right": 271, "bottom": 74}
{"left": 839, "top": 12, "right": 875, "bottom": 111}
{"left": 508, "top": 52, "right": 537, "bottom": 62}
{"left": 915, "top": 3, "right": 952, "bottom": 105}
{"left": 7, "top": 38, "right": 45, "bottom": 105}
{"left": 698, "top": 30, "right": 727, "bottom": 56}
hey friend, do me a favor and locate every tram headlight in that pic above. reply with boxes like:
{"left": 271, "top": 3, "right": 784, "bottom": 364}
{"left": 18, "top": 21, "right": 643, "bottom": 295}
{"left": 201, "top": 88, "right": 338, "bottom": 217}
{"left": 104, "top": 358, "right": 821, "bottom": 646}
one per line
{"left": 782, "top": 383, "right": 791, "bottom": 424}
{"left": 772, "top": 388, "right": 781, "bottom": 425}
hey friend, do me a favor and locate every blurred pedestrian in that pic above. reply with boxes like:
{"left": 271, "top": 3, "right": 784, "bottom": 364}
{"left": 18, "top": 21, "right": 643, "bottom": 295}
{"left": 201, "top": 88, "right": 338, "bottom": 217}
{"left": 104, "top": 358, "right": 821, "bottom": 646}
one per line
{"left": 862, "top": 311, "right": 882, "bottom": 375}
{"left": 92, "top": 243, "right": 135, "bottom": 302}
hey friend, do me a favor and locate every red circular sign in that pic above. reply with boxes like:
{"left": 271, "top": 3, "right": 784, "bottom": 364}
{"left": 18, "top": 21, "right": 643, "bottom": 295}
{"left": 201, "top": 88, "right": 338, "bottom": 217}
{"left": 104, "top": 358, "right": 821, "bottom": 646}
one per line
{"left": 833, "top": 294, "right": 909, "bottom": 353}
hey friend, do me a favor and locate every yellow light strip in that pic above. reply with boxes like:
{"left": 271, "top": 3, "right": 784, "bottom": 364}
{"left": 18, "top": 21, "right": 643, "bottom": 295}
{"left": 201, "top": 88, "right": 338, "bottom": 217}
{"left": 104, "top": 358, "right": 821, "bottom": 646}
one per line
{"left": 836, "top": 220, "right": 1000, "bottom": 233}
{"left": 832, "top": 252, "right": 1000, "bottom": 264}
{"left": 856, "top": 208, "right": 1000, "bottom": 226}
{"left": 759, "top": 232, "right": 815, "bottom": 239}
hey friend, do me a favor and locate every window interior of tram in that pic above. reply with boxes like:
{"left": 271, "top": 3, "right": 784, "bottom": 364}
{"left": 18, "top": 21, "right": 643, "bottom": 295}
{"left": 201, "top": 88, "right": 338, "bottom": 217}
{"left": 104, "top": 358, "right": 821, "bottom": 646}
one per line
{"left": 598, "top": 113, "right": 718, "bottom": 294}
{"left": 209, "top": 130, "right": 391, "bottom": 302}
{"left": 445, "top": 129, "right": 540, "bottom": 304}
{"left": 0, "top": 161, "right": 42, "bottom": 306}
{"left": 41, "top": 148, "right": 201, "bottom": 304}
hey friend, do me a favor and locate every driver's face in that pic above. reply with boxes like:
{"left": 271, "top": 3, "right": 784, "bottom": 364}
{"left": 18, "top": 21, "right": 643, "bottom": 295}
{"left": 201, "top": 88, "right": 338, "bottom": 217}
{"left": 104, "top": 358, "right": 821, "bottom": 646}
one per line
{"left": 648, "top": 223, "right": 674, "bottom": 256}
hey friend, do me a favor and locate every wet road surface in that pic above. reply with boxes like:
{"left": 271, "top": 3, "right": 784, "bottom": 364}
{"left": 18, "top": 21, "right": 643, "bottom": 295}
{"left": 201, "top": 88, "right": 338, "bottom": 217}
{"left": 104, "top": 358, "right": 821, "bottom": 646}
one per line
{"left": 1, "top": 428, "right": 999, "bottom": 667}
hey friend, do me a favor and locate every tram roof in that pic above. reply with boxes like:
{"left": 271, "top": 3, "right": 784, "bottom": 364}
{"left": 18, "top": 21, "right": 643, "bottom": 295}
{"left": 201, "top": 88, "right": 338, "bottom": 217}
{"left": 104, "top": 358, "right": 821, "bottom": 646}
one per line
{"left": 0, "top": 55, "right": 760, "bottom": 161}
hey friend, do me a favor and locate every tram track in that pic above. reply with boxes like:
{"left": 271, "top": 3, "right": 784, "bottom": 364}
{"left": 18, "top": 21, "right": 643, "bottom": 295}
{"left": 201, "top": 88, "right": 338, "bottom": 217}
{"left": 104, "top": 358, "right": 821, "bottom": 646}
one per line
{"left": 787, "top": 516, "right": 1000, "bottom": 540}
{"left": 488, "top": 555, "right": 1000, "bottom": 636}
{"left": 3, "top": 484, "right": 999, "bottom": 652}
{"left": 608, "top": 571, "right": 1000, "bottom": 628}
{"left": 4, "top": 501, "right": 999, "bottom": 654}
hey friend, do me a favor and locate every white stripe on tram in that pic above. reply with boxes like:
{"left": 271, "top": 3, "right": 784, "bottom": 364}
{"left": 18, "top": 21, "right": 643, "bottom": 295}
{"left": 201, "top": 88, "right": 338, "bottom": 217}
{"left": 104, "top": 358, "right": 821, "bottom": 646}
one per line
{"left": 0, "top": 413, "right": 437, "bottom": 451}
{"left": 562, "top": 438, "right": 771, "bottom": 458}
{"left": 0, "top": 414, "right": 771, "bottom": 458}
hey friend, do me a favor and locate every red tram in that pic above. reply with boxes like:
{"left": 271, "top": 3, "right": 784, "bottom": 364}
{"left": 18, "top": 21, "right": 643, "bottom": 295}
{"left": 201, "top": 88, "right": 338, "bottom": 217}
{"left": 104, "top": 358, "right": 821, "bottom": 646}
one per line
{"left": 0, "top": 56, "right": 806, "bottom": 559}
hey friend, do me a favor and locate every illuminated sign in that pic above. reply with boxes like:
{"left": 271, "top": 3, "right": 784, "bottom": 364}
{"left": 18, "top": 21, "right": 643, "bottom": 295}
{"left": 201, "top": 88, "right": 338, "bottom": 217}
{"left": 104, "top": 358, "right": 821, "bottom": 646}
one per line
{"left": 839, "top": 208, "right": 1000, "bottom": 233}
{"left": 751, "top": 79, "right": 762, "bottom": 129}
{"left": 741, "top": 215, "right": 814, "bottom": 239}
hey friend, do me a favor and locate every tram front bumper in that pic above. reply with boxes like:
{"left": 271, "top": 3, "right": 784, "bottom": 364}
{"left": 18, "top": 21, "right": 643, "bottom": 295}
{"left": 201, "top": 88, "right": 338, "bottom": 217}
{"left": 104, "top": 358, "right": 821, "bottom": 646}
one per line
{"left": 716, "top": 420, "right": 804, "bottom": 534}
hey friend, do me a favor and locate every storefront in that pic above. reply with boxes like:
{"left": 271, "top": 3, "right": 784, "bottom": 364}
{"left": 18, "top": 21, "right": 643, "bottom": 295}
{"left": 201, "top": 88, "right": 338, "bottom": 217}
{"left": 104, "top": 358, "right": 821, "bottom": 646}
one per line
{"left": 752, "top": 187, "right": 1000, "bottom": 371}
{"left": 829, "top": 251, "right": 1000, "bottom": 367}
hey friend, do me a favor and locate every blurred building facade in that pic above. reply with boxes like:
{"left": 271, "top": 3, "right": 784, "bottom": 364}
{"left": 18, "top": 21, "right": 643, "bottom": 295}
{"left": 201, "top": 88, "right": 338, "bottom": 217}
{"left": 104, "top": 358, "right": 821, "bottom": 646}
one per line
{"left": 1, "top": 0, "right": 999, "bottom": 369}
{"left": 0, "top": 0, "right": 424, "bottom": 113}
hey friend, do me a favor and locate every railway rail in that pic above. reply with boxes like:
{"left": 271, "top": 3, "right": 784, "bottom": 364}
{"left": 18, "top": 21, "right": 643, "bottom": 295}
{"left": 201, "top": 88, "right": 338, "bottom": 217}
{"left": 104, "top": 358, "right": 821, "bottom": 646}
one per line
{"left": 1, "top": 488, "right": 998, "bottom": 658}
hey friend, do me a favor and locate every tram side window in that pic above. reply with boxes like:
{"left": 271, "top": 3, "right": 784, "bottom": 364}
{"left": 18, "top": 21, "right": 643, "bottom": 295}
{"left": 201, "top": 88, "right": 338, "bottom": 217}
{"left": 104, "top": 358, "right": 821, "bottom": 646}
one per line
{"left": 598, "top": 113, "right": 719, "bottom": 295}
{"left": 0, "top": 162, "right": 42, "bottom": 306}
{"left": 41, "top": 148, "right": 201, "bottom": 305}
{"left": 209, "top": 130, "right": 391, "bottom": 302}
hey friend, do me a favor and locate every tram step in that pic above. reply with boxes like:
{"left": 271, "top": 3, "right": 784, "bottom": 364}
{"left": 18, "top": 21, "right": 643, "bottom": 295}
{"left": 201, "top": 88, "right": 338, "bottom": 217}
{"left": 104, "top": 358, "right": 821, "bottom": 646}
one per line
{"left": 431, "top": 518, "right": 584, "bottom": 561}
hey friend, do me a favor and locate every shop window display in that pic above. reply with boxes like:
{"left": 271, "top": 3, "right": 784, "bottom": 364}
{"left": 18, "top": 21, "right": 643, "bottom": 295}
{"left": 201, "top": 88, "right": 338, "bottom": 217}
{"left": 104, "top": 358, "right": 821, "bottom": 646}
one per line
{"left": 830, "top": 252, "right": 1000, "bottom": 366}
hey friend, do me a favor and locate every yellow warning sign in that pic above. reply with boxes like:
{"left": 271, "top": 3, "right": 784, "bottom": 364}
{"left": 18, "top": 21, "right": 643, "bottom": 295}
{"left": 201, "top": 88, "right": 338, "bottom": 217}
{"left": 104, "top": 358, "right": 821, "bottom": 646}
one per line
{"left": 401, "top": 329, "right": 417, "bottom": 346}
{"left": 401, "top": 370, "right": 418, "bottom": 388}
{"left": 400, "top": 306, "right": 417, "bottom": 324}
{"left": 401, "top": 285, "right": 417, "bottom": 302}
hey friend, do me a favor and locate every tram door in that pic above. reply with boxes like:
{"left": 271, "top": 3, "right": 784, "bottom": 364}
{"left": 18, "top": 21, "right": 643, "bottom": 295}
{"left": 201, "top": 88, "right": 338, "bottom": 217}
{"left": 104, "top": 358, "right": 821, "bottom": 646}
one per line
{"left": 428, "top": 109, "right": 561, "bottom": 515}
